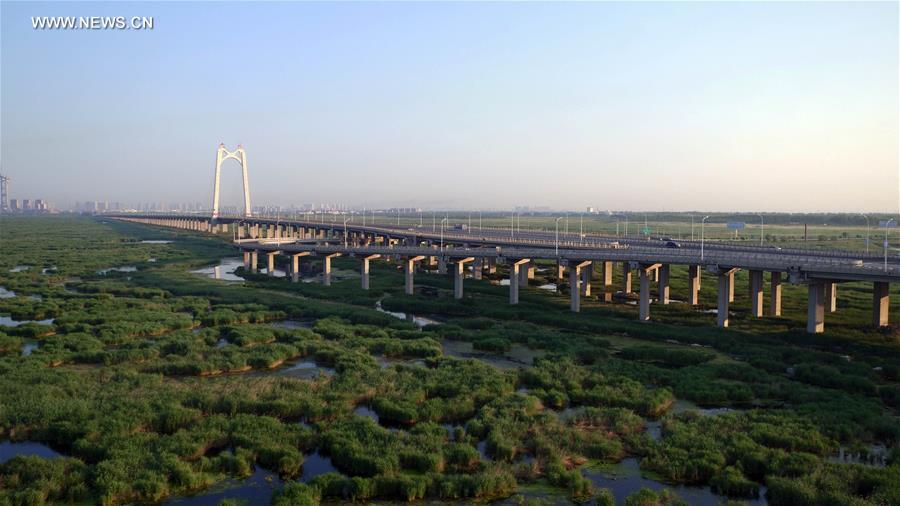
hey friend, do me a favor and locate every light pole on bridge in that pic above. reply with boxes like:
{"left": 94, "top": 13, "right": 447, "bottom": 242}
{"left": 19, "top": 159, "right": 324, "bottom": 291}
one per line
{"left": 555, "top": 217, "right": 563, "bottom": 257}
{"left": 756, "top": 213, "right": 764, "bottom": 246}
{"left": 701, "top": 215, "right": 710, "bottom": 261}
{"left": 861, "top": 213, "right": 870, "bottom": 254}
{"left": 882, "top": 218, "right": 895, "bottom": 272}
{"left": 343, "top": 217, "right": 352, "bottom": 247}
{"left": 440, "top": 217, "right": 449, "bottom": 251}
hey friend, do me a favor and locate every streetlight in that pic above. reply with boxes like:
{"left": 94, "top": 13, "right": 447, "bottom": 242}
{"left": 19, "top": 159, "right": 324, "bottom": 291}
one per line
{"left": 555, "top": 217, "right": 563, "bottom": 256}
{"left": 397, "top": 209, "right": 400, "bottom": 227}
{"left": 860, "top": 213, "right": 870, "bottom": 254}
{"left": 479, "top": 211, "right": 482, "bottom": 231}
{"left": 419, "top": 211, "right": 423, "bottom": 227}
{"left": 579, "top": 213, "right": 583, "bottom": 242}
{"left": 343, "top": 217, "right": 351, "bottom": 247}
{"left": 565, "top": 213, "right": 569, "bottom": 235}
{"left": 756, "top": 213, "right": 764, "bottom": 246}
{"left": 690, "top": 215, "right": 695, "bottom": 241}
{"left": 468, "top": 212, "right": 471, "bottom": 230}
{"left": 701, "top": 216, "right": 710, "bottom": 261}
{"left": 882, "top": 218, "right": 895, "bottom": 272}
{"left": 440, "top": 217, "right": 449, "bottom": 251}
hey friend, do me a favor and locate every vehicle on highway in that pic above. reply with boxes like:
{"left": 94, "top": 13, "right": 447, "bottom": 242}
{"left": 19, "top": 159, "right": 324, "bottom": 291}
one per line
{"left": 665, "top": 241, "right": 681, "bottom": 248}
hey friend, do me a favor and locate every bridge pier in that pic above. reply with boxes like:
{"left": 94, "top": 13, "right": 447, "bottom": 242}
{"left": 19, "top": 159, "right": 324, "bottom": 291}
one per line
{"left": 404, "top": 256, "right": 426, "bottom": 295}
{"left": 557, "top": 263, "right": 565, "bottom": 281}
{"left": 518, "top": 261, "right": 530, "bottom": 286}
{"left": 454, "top": 257, "right": 475, "bottom": 299}
{"left": 717, "top": 268, "right": 738, "bottom": 327}
{"left": 770, "top": 272, "right": 782, "bottom": 316}
{"left": 807, "top": 282, "right": 825, "bottom": 333}
{"left": 638, "top": 263, "right": 661, "bottom": 321}
{"left": 250, "top": 250, "right": 259, "bottom": 273}
{"left": 266, "top": 251, "right": 280, "bottom": 276}
{"left": 323, "top": 253, "right": 341, "bottom": 286}
{"left": 473, "top": 258, "right": 483, "bottom": 280}
{"left": 749, "top": 270, "right": 763, "bottom": 317}
{"left": 290, "top": 252, "right": 310, "bottom": 283}
{"left": 361, "top": 254, "right": 380, "bottom": 290}
{"left": 602, "top": 261, "right": 613, "bottom": 287}
{"left": 825, "top": 282, "right": 837, "bottom": 313}
{"left": 580, "top": 263, "right": 592, "bottom": 297}
{"left": 243, "top": 250, "right": 251, "bottom": 270}
{"left": 622, "top": 262, "right": 632, "bottom": 293}
{"left": 688, "top": 265, "right": 701, "bottom": 305}
{"left": 569, "top": 261, "right": 592, "bottom": 312}
{"left": 728, "top": 270, "right": 736, "bottom": 302}
{"left": 438, "top": 257, "right": 447, "bottom": 275}
{"left": 509, "top": 259, "right": 531, "bottom": 304}
{"left": 658, "top": 264, "right": 670, "bottom": 305}
{"left": 873, "top": 282, "right": 890, "bottom": 327}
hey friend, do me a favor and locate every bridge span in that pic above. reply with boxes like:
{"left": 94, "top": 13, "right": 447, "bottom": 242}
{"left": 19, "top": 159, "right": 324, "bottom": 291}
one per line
{"left": 109, "top": 213, "right": 900, "bottom": 334}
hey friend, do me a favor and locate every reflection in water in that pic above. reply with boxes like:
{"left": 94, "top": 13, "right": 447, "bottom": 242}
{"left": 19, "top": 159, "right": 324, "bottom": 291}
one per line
{"left": 583, "top": 458, "right": 767, "bottom": 506}
{"left": 0, "top": 287, "right": 15, "bottom": 298}
{"left": 353, "top": 405, "right": 379, "bottom": 423}
{"left": 9, "top": 266, "right": 30, "bottom": 273}
{"left": 538, "top": 283, "right": 557, "bottom": 291}
{"left": 270, "top": 319, "right": 314, "bottom": 329}
{"left": 0, "top": 441, "right": 60, "bottom": 464}
{"left": 374, "top": 300, "right": 440, "bottom": 328}
{"left": 97, "top": 266, "right": 137, "bottom": 274}
{"left": 275, "top": 360, "right": 335, "bottom": 380}
{"left": 440, "top": 339, "right": 541, "bottom": 370}
{"left": 300, "top": 451, "right": 338, "bottom": 482}
{"left": 21, "top": 339, "right": 39, "bottom": 356}
{"left": 190, "top": 258, "right": 244, "bottom": 282}
{"left": 141, "top": 240, "right": 174, "bottom": 244}
{"left": 0, "top": 316, "right": 54, "bottom": 327}
{"left": 165, "top": 465, "right": 283, "bottom": 505}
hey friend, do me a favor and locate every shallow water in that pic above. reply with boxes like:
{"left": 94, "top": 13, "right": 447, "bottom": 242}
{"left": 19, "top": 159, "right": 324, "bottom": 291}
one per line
{"left": 275, "top": 360, "right": 335, "bottom": 380}
{"left": 440, "top": 339, "right": 540, "bottom": 370}
{"left": 538, "top": 283, "right": 557, "bottom": 291}
{"left": 353, "top": 405, "right": 380, "bottom": 423}
{"left": 9, "top": 265, "right": 30, "bottom": 273}
{"left": 97, "top": 266, "right": 137, "bottom": 274}
{"left": 270, "top": 319, "right": 315, "bottom": 329}
{"left": 0, "top": 287, "right": 15, "bottom": 298}
{"left": 165, "top": 465, "right": 283, "bottom": 505}
{"left": 375, "top": 300, "right": 441, "bottom": 327}
{"left": 583, "top": 458, "right": 767, "bottom": 506}
{"left": 141, "top": 239, "right": 174, "bottom": 244}
{"left": 300, "top": 451, "right": 338, "bottom": 482}
{"left": 0, "top": 316, "right": 54, "bottom": 327}
{"left": 21, "top": 339, "right": 39, "bottom": 356}
{"left": 190, "top": 258, "right": 244, "bottom": 282}
{"left": 0, "top": 441, "right": 60, "bottom": 464}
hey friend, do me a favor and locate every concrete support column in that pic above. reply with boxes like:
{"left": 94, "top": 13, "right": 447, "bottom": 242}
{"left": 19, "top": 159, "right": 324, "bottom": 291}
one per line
{"left": 825, "top": 282, "right": 837, "bottom": 313}
{"left": 717, "top": 269, "right": 736, "bottom": 327}
{"left": 688, "top": 265, "right": 701, "bottom": 305}
{"left": 749, "top": 270, "right": 763, "bottom": 317}
{"left": 639, "top": 268, "right": 651, "bottom": 321}
{"left": 243, "top": 250, "right": 251, "bottom": 269}
{"left": 404, "top": 256, "right": 425, "bottom": 295}
{"left": 658, "top": 264, "right": 670, "bottom": 305}
{"left": 770, "top": 272, "right": 782, "bottom": 316}
{"left": 473, "top": 258, "right": 483, "bottom": 280}
{"left": 487, "top": 258, "right": 497, "bottom": 274}
{"left": 602, "top": 261, "right": 613, "bottom": 287}
{"left": 290, "top": 253, "right": 310, "bottom": 283}
{"left": 454, "top": 258, "right": 475, "bottom": 299}
{"left": 527, "top": 264, "right": 535, "bottom": 280}
{"left": 323, "top": 253, "right": 341, "bottom": 286}
{"left": 438, "top": 257, "right": 447, "bottom": 275}
{"left": 518, "top": 261, "right": 529, "bottom": 286}
{"left": 873, "top": 282, "right": 890, "bottom": 327}
{"left": 250, "top": 250, "right": 259, "bottom": 273}
{"left": 266, "top": 252, "right": 278, "bottom": 276}
{"left": 807, "top": 282, "right": 825, "bottom": 334}
{"left": 569, "top": 261, "right": 591, "bottom": 312}
{"left": 361, "top": 254, "right": 380, "bottom": 290}
{"left": 580, "top": 264, "right": 592, "bottom": 297}
{"left": 728, "top": 270, "right": 735, "bottom": 302}
{"left": 622, "top": 262, "right": 633, "bottom": 293}
{"left": 510, "top": 259, "right": 530, "bottom": 305}
{"left": 557, "top": 263, "right": 565, "bottom": 281}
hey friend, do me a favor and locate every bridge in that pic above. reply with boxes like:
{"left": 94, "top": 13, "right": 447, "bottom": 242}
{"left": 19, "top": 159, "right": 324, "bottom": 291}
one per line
{"left": 110, "top": 213, "right": 900, "bottom": 334}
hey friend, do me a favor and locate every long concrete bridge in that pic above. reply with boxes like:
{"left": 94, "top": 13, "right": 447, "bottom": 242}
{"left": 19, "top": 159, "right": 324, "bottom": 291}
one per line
{"left": 110, "top": 213, "right": 900, "bottom": 334}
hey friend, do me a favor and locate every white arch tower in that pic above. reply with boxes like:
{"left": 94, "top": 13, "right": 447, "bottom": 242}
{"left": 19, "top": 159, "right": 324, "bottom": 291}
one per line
{"left": 212, "top": 143, "right": 252, "bottom": 219}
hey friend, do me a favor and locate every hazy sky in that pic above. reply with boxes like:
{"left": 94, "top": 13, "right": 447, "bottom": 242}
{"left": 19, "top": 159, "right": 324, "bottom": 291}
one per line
{"left": 1, "top": 1, "right": 897, "bottom": 212}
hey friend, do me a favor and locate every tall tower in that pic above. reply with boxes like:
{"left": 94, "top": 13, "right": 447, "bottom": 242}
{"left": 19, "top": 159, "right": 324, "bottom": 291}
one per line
{"left": 211, "top": 143, "right": 252, "bottom": 219}
{"left": 0, "top": 174, "right": 9, "bottom": 214}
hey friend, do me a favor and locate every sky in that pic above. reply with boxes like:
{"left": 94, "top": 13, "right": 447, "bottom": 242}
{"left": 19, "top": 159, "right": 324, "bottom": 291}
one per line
{"left": 1, "top": 1, "right": 898, "bottom": 212}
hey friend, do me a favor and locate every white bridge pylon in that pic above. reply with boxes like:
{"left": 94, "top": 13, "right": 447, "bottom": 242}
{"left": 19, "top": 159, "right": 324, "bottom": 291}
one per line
{"left": 212, "top": 143, "right": 252, "bottom": 219}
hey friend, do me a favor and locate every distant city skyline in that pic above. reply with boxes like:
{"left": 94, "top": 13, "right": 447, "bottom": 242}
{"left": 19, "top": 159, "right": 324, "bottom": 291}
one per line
{"left": 1, "top": 1, "right": 897, "bottom": 213}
